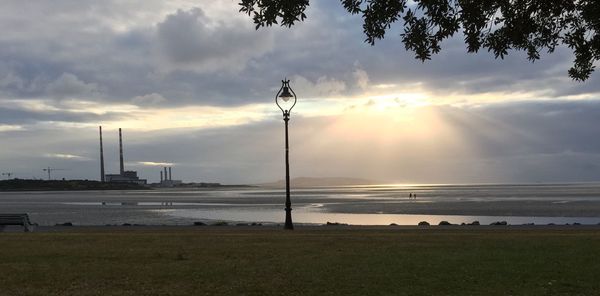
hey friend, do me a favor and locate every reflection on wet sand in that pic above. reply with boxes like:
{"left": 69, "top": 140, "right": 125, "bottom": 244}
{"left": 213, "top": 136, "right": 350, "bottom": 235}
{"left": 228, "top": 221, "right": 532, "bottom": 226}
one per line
{"left": 160, "top": 206, "right": 600, "bottom": 226}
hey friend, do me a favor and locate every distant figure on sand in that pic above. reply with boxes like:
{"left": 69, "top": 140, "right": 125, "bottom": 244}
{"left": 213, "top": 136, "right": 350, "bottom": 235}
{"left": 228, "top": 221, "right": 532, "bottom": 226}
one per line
{"left": 413, "top": 193, "right": 417, "bottom": 199}
{"left": 409, "top": 193, "right": 412, "bottom": 199}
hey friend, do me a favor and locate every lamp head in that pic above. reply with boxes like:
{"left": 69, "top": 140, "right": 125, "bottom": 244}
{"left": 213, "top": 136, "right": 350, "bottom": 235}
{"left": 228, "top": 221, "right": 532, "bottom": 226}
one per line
{"left": 279, "top": 86, "right": 293, "bottom": 102}
{"left": 275, "top": 79, "right": 297, "bottom": 113}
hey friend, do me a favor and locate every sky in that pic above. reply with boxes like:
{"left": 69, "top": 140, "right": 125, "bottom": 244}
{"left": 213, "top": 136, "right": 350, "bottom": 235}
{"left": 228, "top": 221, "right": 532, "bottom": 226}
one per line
{"left": 1, "top": 1, "right": 600, "bottom": 184}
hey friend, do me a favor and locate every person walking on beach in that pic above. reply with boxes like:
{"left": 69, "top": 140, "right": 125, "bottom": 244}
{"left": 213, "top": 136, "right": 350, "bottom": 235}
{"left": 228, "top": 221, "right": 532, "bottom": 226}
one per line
{"left": 409, "top": 193, "right": 412, "bottom": 199}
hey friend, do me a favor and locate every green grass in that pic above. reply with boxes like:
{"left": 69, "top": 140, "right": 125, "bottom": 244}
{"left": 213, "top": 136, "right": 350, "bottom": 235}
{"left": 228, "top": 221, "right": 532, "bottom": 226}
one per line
{"left": 1, "top": 228, "right": 599, "bottom": 295}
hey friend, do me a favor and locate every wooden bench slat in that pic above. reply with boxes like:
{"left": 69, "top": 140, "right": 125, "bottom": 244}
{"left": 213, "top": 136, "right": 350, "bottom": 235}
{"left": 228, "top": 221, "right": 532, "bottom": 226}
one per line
{"left": 0, "top": 213, "right": 35, "bottom": 232}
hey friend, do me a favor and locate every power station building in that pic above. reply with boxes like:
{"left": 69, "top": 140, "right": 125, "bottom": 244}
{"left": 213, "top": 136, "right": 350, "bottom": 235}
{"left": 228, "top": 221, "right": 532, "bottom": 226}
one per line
{"left": 99, "top": 127, "right": 147, "bottom": 185}
{"left": 159, "top": 166, "right": 182, "bottom": 187}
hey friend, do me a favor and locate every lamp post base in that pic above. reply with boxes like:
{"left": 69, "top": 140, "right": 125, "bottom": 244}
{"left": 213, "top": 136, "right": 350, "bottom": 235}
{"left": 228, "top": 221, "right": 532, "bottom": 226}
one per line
{"left": 284, "top": 207, "right": 293, "bottom": 230}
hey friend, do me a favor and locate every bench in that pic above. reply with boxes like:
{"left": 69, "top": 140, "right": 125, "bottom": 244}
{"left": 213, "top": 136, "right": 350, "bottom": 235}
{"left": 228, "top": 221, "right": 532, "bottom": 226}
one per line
{"left": 0, "top": 214, "right": 36, "bottom": 232}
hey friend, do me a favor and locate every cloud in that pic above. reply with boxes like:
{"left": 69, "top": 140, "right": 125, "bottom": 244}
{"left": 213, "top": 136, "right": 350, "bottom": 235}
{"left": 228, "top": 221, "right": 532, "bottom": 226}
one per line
{"left": 0, "top": 71, "right": 25, "bottom": 89}
{"left": 44, "top": 153, "right": 91, "bottom": 161}
{"left": 131, "top": 93, "right": 167, "bottom": 106}
{"left": 0, "top": 0, "right": 594, "bottom": 111}
{"left": 353, "top": 68, "right": 369, "bottom": 90}
{"left": 0, "top": 102, "right": 124, "bottom": 125}
{"left": 45, "top": 73, "right": 99, "bottom": 98}
{"left": 0, "top": 124, "right": 23, "bottom": 132}
{"left": 136, "top": 161, "right": 175, "bottom": 167}
{"left": 290, "top": 75, "right": 347, "bottom": 98}
{"left": 156, "top": 7, "right": 273, "bottom": 73}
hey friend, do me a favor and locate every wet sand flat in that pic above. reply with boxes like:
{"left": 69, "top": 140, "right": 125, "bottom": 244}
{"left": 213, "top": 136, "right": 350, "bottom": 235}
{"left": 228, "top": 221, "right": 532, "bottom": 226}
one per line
{"left": 323, "top": 199, "right": 600, "bottom": 217}
{"left": 2, "top": 183, "right": 600, "bottom": 225}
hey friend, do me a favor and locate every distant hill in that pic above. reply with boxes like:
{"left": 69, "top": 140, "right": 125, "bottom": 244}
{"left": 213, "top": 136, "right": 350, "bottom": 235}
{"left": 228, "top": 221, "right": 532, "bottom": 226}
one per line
{"left": 258, "top": 177, "right": 379, "bottom": 188}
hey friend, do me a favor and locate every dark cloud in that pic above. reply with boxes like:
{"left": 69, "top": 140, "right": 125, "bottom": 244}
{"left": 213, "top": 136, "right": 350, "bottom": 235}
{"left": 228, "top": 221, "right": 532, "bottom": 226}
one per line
{"left": 45, "top": 73, "right": 99, "bottom": 98}
{"left": 0, "top": 106, "right": 123, "bottom": 125}
{"left": 472, "top": 100, "right": 600, "bottom": 155}
{"left": 0, "top": 1, "right": 596, "bottom": 110}
{"left": 156, "top": 8, "right": 273, "bottom": 72}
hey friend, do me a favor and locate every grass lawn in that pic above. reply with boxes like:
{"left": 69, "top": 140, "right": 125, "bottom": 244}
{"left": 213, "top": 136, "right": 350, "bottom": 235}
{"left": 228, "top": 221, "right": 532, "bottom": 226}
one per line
{"left": 1, "top": 227, "right": 599, "bottom": 295}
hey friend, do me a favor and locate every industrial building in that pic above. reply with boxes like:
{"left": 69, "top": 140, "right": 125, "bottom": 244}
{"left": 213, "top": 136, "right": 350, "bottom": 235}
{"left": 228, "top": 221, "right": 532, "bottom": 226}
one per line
{"left": 99, "top": 127, "right": 147, "bottom": 185}
{"left": 159, "top": 166, "right": 182, "bottom": 187}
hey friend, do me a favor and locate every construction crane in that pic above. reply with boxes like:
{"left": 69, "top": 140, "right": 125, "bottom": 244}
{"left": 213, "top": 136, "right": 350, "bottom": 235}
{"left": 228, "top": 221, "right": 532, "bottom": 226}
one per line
{"left": 1, "top": 172, "right": 14, "bottom": 179}
{"left": 42, "top": 167, "right": 68, "bottom": 180}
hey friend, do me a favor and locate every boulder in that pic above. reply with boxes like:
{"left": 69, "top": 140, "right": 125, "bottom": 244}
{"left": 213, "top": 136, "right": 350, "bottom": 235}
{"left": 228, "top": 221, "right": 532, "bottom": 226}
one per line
{"left": 56, "top": 222, "right": 73, "bottom": 226}
{"left": 325, "top": 221, "right": 348, "bottom": 226}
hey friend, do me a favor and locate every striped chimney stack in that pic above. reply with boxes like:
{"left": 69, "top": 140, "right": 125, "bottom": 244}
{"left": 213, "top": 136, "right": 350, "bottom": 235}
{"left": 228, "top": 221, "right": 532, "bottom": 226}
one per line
{"left": 99, "top": 126, "right": 105, "bottom": 182}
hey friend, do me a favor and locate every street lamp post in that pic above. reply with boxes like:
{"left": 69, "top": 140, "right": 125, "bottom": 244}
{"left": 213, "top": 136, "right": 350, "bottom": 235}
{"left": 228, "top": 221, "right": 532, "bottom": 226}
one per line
{"left": 276, "top": 79, "right": 297, "bottom": 230}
